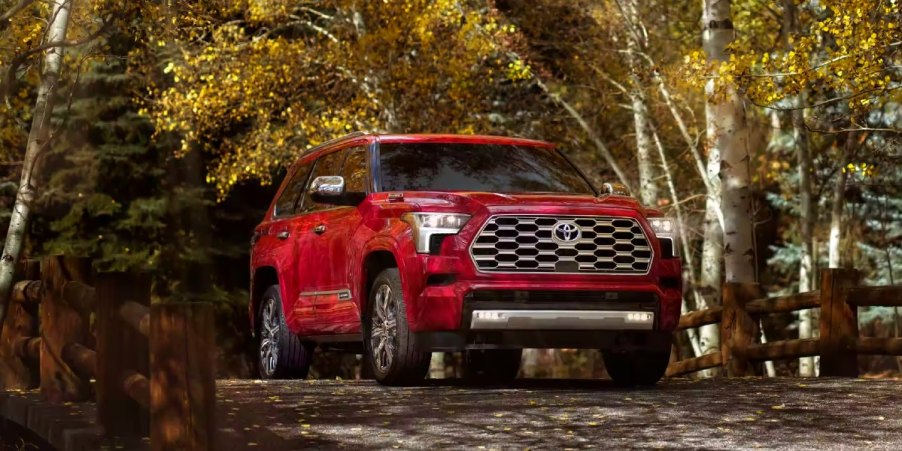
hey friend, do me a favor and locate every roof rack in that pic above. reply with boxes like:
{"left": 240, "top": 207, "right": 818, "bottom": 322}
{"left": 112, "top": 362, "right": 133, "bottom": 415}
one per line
{"left": 302, "top": 131, "right": 370, "bottom": 155}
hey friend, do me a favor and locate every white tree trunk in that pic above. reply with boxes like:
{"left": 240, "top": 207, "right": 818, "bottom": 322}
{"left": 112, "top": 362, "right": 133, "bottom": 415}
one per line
{"left": 522, "top": 349, "right": 539, "bottom": 378}
{"left": 704, "top": 0, "right": 756, "bottom": 284}
{"left": 429, "top": 353, "right": 445, "bottom": 379}
{"left": 793, "top": 103, "right": 817, "bottom": 377}
{"left": 782, "top": 0, "right": 816, "bottom": 376}
{"left": 698, "top": 163, "right": 723, "bottom": 372}
{"left": 0, "top": 0, "right": 73, "bottom": 328}
{"left": 621, "top": 0, "right": 658, "bottom": 206}
{"left": 829, "top": 133, "right": 854, "bottom": 268}
{"left": 630, "top": 91, "right": 658, "bottom": 206}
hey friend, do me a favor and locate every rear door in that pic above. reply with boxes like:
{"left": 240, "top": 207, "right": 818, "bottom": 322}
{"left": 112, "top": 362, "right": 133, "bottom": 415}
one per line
{"left": 308, "top": 145, "right": 369, "bottom": 334}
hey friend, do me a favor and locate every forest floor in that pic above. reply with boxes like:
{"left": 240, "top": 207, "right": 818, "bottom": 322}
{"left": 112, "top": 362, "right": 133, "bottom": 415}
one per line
{"left": 216, "top": 377, "right": 902, "bottom": 450}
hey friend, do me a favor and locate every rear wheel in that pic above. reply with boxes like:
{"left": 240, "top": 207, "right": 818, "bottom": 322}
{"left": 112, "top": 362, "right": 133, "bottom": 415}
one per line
{"left": 365, "top": 268, "right": 430, "bottom": 385}
{"left": 602, "top": 349, "right": 670, "bottom": 386}
{"left": 462, "top": 349, "right": 522, "bottom": 383}
{"left": 257, "top": 285, "right": 313, "bottom": 379}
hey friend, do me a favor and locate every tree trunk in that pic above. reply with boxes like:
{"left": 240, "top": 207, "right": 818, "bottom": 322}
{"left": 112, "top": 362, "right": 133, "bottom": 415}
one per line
{"left": 0, "top": 0, "right": 73, "bottom": 330}
{"left": 829, "top": 132, "right": 854, "bottom": 268}
{"left": 629, "top": 88, "right": 658, "bottom": 206}
{"left": 621, "top": 0, "right": 658, "bottom": 206}
{"left": 794, "top": 101, "right": 817, "bottom": 377}
{"left": 649, "top": 122, "right": 702, "bottom": 357}
{"left": 783, "top": 0, "right": 816, "bottom": 377}
{"left": 429, "top": 352, "right": 445, "bottom": 379}
{"left": 704, "top": 0, "right": 756, "bottom": 284}
{"left": 698, "top": 184, "right": 723, "bottom": 373}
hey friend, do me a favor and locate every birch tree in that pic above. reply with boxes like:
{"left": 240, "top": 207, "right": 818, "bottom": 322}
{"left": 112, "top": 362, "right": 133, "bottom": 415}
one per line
{"left": 703, "top": 0, "right": 756, "bottom": 285}
{"left": 0, "top": 0, "right": 73, "bottom": 330}
{"left": 781, "top": 0, "right": 817, "bottom": 377}
{"left": 618, "top": 0, "right": 659, "bottom": 206}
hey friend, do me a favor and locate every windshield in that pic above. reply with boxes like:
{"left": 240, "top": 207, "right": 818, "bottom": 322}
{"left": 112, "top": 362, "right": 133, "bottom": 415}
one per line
{"left": 377, "top": 143, "right": 595, "bottom": 194}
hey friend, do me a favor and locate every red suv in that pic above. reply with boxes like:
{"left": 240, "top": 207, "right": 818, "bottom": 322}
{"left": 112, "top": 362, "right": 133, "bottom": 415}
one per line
{"left": 250, "top": 133, "right": 682, "bottom": 386}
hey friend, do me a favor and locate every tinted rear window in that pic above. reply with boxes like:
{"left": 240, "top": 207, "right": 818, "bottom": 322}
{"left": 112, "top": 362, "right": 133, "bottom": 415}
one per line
{"left": 378, "top": 143, "right": 593, "bottom": 194}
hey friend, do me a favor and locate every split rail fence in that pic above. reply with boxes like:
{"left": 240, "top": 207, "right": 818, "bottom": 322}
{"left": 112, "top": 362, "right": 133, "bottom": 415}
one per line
{"left": 0, "top": 256, "right": 215, "bottom": 450}
{"left": 667, "top": 268, "right": 902, "bottom": 377}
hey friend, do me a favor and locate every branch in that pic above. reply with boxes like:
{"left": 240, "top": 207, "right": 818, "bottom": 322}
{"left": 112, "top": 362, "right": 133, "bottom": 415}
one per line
{"left": 749, "top": 86, "right": 901, "bottom": 111}
{"left": 0, "top": 0, "right": 35, "bottom": 32}
{"left": 590, "top": 64, "right": 630, "bottom": 95}
{"left": 1, "top": 19, "right": 111, "bottom": 101}
{"left": 534, "top": 78, "right": 632, "bottom": 190}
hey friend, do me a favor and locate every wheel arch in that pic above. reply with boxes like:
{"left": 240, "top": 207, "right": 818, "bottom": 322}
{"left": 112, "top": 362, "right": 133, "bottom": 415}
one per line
{"left": 360, "top": 249, "right": 399, "bottom": 321}
{"left": 250, "top": 266, "right": 280, "bottom": 335}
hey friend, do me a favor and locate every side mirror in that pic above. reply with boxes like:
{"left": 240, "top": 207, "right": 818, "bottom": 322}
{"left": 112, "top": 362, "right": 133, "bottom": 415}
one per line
{"left": 309, "top": 175, "right": 346, "bottom": 203}
{"left": 309, "top": 176, "right": 364, "bottom": 206}
{"left": 601, "top": 182, "right": 631, "bottom": 197}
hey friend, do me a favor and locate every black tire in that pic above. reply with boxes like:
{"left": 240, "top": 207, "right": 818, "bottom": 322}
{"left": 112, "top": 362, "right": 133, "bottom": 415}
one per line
{"left": 364, "top": 268, "right": 430, "bottom": 385}
{"left": 602, "top": 349, "right": 670, "bottom": 386}
{"left": 462, "top": 349, "right": 522, "bottom": 383}
{"left": 257, "top": 285, "right": 313, "bottom": 379}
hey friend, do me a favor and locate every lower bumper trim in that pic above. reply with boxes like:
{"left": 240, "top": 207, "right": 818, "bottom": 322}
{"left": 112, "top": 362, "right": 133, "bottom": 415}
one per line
{"left": 470, "top": 309, "right": 654, "bottom": 331}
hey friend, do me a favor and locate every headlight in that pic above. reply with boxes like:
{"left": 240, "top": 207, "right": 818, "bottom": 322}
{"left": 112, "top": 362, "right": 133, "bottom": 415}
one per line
{"left": 401, "top": 213, "right": 471, "bottom": 253}
{"left": 648, "top": 217, "right": 679, "bottom": 258}
{"left": 648, "top": 217, "right": 676, "bottom": 237}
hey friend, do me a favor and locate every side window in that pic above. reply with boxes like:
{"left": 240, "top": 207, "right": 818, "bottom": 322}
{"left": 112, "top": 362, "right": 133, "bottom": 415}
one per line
{"left": 273, "top": 161, "right": 312, "bottom": 218}
{"left": 342, "top": 146, "right": 368, "bottom": 193}
{"left": 298, "top": 150, "right": 345, "bottom": 213}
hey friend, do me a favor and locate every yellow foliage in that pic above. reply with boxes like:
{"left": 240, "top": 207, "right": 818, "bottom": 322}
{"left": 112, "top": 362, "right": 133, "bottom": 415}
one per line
{"left": 136, "top": 0, "right": 523, "bottom": 198}
{"left": 683, "top": 0, "right": 901, "bottom": 113}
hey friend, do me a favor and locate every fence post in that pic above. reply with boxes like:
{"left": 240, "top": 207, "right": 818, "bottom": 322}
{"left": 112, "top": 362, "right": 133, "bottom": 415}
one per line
{"left": 151, "top": 303, "right": 216, "bottom": 451}
{"left": 819, "top": 268, "right": 860, "bottom": 377}
{"left": 0, "top": 259, "right": 40, "bottom": 390}
{"left": 96, "top": 271, "right": 151, "bottom": 437}
{"left": 40, "top": 256, "right": 93, "bottom": 402}
{"left": 721, "top": 282, "right": 761, "bottom": 377}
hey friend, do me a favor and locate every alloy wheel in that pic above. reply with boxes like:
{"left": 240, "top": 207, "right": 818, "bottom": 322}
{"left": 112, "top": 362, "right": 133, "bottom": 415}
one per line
{"left": 371, "top": 283, "right": 399, "bottom": 372}
{"left": 259, "top": 297, "right": 280, "bottom": 377}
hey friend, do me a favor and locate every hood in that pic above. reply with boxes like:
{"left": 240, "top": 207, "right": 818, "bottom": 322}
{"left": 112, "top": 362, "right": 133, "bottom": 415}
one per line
{"left": 377, "top": 191, "right": 648, "bottom": 216}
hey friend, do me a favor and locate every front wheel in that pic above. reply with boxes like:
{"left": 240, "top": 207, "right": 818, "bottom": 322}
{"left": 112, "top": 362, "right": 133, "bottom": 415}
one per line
{"left": 602, "top": 349, "right": 670, "bottom": 386}
{"left": 365, "top": 268, "right": 430, "bottom": 385}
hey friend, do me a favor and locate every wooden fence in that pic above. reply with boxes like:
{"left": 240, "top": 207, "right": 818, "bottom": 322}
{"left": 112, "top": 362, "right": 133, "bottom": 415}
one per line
{"left": 0, "top": 256, "right": 215, "bottom": 450}
{"left": 668, "top": 268, "right": 902, "bottom": 377}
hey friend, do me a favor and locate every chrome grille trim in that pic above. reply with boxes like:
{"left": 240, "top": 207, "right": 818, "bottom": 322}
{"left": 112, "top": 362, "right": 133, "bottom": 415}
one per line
{"left": 469, "top": 215, "right": 653, "bottom": 275}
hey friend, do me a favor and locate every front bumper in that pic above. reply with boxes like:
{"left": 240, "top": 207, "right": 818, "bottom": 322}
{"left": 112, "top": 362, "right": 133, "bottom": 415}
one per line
{"left": 402, "top": 255, "right": 683, "bottom": 334}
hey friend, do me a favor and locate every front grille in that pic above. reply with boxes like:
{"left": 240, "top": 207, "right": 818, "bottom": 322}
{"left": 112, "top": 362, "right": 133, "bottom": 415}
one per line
{"left": 470, "top": 215, "right": 652, "bottom": 274}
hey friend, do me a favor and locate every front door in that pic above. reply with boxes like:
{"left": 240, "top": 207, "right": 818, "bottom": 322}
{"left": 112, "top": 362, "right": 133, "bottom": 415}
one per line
{"left": 293, "top": 148, "right": 351, "bottom": 334}
{"left": 305, "top": 146, "right": 369, "bottom": 335}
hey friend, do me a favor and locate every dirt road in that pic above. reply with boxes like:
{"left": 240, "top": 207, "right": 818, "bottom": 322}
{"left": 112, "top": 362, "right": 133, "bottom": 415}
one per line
{"left": 215, "top": 377, "right": 902, "bottom": 450}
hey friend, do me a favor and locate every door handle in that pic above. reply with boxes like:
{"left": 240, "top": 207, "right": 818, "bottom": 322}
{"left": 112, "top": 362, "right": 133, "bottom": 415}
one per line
{"left": 276, "top": 230, "right": 290, "bottom": 240}
{"left": 313, "top": 224, "right": 326, "bottom": 235}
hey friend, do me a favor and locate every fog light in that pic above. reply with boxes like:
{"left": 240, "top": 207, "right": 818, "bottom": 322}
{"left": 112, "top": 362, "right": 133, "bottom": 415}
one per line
{"left": 626, "top": 312, "right": 653, "bottom": 322}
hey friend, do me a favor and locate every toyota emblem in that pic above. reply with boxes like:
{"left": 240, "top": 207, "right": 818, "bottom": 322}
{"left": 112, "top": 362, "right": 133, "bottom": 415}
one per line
{"left": 553, "top": 221, "right": 581, "bottom": 243}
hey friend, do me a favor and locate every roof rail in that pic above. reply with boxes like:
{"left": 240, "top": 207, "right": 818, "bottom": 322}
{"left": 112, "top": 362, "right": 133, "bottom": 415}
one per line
{"left": 302, "top": 131, "right": 369, "bottom": 155}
